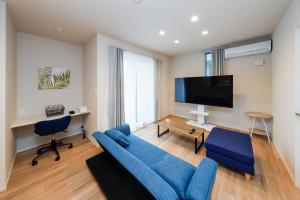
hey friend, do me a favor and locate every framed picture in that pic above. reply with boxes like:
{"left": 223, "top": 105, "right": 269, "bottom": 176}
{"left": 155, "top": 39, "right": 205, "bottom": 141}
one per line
{"left": 38, "top": 66, "right": 70, "bottom": 90}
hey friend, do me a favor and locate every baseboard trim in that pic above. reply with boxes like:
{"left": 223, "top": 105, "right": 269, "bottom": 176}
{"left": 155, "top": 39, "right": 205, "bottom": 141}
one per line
{"left": 2, "top": 132, "right": 96, "bottom": 192}
{"left": 272, "top": 142, "right": 295, "bottom": 183}
{"left": 16, "top": 131, "right": 82, "bottom": 153}
{"left": 87, "top": 134, "right": 99, "bottom": 147}
{"left": 0, "top": 184, "right": 6, "bottom": 192}
{"left": 5, "top": 151, "right": 16, "bottom": 190}
{"left": 162, "top": 113, "right": 250, "bottom": 134}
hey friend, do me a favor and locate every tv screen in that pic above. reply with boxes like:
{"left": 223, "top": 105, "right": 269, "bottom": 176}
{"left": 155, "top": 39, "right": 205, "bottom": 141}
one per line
{"left": 175, "top": 75, "right": 233, "bottom": 108}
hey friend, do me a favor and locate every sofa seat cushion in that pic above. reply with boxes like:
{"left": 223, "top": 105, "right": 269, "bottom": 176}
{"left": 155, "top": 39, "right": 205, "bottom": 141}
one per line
{"left": 125, "top": 134, "right": 168, "bottom": 166}
{"left": 151, "top": 155, "right": 196, "bottom": 199}
{"left": 205, "top": 128, "right": 254, "bottom": 165}
{"left": 105, "top": 130, "right": 131, "bottom": 147}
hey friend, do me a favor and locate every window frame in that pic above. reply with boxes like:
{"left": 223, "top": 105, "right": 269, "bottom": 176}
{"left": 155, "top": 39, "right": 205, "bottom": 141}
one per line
{"left": 204, "top": 52, "right": 212, "bottom": 76}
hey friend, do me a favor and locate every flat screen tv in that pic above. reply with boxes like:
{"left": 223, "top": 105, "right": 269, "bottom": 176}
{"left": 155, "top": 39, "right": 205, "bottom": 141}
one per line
{"left": 175, "top": 75, "right": 233, "bottom": 108}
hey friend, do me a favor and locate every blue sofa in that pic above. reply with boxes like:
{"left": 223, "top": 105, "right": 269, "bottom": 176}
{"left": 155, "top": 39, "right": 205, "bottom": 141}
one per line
{"left": 93, "top": 124, "right": 217, "bottom": 200}
{"left": 205, "top": 128, "right": 255, "bottom": 177}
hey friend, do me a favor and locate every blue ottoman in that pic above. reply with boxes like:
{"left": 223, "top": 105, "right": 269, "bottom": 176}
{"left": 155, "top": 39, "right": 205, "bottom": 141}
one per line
{"left": 205, "top": 127, "right": 254, "bottom": 179}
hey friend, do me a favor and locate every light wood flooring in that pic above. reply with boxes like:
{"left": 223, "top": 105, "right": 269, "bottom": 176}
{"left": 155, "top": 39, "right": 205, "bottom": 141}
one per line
{"left": 0, "top": 125, "right": 299, "bottom": 200}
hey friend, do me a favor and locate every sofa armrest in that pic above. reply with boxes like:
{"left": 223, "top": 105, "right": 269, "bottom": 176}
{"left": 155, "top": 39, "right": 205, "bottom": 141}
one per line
{"left": 93, "top": 132, "right": 180, "bottom": 200}
{"left": 185, "top": 158, "right": 217, "bottom": 200}
{"left": 112, "top": 124, "right": 131, "bottom": 135}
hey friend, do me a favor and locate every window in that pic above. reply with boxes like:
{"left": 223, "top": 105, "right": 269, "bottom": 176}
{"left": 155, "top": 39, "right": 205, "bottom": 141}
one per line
{"left": 205, "top": 52, "right": 213, "bottom": 76}
{"left": 123, "top": 51, "right": 155, "bottom": 131}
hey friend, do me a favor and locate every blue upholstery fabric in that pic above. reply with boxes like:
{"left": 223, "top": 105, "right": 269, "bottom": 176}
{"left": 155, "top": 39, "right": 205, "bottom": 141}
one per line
{"left": 186, "top": 158, "right": 217, "bottom": 200}
{"left": 111, "top": 124, "right": 131, "bottom": 136}
{"left": 93, "top": 132, "right": 180, "bottom": 200}
{"left": 105, "top": 130, "right": 131, "bottom": 147}
{"left": 105, "top": 129, "right": 125, "bottom": 140}
{"left": 206, "top": 150, "right": 254, "bottom": 175}
{"left": 205, "top": 128, "right": 254, "bottom": 165}
{"left": 93, "top": 124, "right": 217, "bottom": 200}
{"left": 34, "top": 115, "right": 71, "bottom": 136}
{"left": 115, "top": 136, "right": 130, "bottom": 147}
{"left": 151, "top": 155, "right": 196, "bottom": 199}
{"left": 125, "top": 134, "right": 168, "bottom": 166}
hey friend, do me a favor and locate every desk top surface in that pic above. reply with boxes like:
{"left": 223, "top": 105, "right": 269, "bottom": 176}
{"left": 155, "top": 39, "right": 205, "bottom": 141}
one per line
{"left": 11, "top": 111, "right": 90, "bottom": 129}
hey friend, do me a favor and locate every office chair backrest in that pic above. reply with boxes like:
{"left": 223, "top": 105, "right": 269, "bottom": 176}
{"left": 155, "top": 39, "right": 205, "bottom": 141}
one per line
{"left": 34, "top": 116, "right": 72, "bottom": 136}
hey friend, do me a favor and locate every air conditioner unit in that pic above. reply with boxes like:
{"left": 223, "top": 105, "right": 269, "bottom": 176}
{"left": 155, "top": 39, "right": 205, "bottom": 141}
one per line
{"left": 225, "top": 40, "right": 272, "bottom": 59}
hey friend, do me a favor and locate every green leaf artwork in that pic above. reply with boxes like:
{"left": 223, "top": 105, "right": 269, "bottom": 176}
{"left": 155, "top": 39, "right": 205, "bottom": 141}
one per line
{"left": 38, "top": 66, "right": 70, "bottom": 90}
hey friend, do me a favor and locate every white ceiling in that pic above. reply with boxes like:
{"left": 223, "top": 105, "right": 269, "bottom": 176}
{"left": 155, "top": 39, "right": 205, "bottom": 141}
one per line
{"left": 7, "top": 0, "right": 290, "bottom": 56}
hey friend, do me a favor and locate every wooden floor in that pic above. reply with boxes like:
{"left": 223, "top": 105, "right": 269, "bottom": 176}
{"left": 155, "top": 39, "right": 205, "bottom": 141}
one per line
{"left": 0, "top": 125, "right": 300, "bottom": 200}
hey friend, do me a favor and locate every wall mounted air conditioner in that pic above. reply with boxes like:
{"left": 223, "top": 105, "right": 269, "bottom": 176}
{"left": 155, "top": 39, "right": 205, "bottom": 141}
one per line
{"left": 225, "top": 40, "right": 272, "bottom": 59}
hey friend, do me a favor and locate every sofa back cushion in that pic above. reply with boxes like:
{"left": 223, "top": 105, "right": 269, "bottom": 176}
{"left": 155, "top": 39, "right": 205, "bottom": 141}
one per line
{"left": 105, "top": 130, "right": 131, "bottom": 148}
{"left": 112, "top": 124, "right": 131, "bottom": 136}
{"left": 125, "top": 134, "right": 168, "bottom": 166}
{"left": 151, "top": 155, "right": 196, "bottom": 199}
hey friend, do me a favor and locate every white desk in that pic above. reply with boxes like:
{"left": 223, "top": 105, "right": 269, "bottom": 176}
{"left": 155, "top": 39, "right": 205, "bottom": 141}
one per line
{"left": 11, "top": 111, "right": 90, "bottom": 138}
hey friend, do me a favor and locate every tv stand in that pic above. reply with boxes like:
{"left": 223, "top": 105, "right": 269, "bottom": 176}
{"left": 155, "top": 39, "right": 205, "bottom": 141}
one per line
{"left": 185, "top": 120, "right": 216, "bottom": 132}
{"left": 186, "top": 105, "right": 216, "bottom": 131}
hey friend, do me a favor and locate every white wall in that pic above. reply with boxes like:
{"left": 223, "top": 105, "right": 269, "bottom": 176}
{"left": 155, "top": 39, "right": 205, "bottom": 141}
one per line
{"left": 272, "top": 0, "right": 300, "bottom": 185}
{"left": 83, "top": 36, "right": 99, "bottom": 139}
{"left": 0, "top": 1, "right": 17, "bottom": 191}
{"left": 0, "top": 0, "right": 7, "bottom": 191}
{"left": 296, "top": 25, "right": 300, "bottom": 187}
{"left": 5, "top": 3, "right": 17, "bottom": 186}
{"left": 169, "top": 52, "right": 272, "bottom": 132}
{"left": 16, "top": 33, "right": 84, "bottom": 152}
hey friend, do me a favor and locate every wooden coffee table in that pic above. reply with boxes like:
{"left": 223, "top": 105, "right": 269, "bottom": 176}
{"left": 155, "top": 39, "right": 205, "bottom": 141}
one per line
{"left": 157, "top": 115, "right": 205, "bottom": 154}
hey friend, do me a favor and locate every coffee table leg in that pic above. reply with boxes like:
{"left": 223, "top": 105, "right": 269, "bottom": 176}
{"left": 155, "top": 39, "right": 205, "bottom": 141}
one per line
{"left": 157, "top": 125, "right": 169, "bottom": 137}
{"left": 194, "top": 132, "right": 205, "bottom": 154}
{"left": 157, "top": 125, "right": 160, "bottom": 137}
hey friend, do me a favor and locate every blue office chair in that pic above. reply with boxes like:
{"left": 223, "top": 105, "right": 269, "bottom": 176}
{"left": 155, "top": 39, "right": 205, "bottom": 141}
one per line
{"left": 32, "top": 116, "right": 73, "bottom": 166}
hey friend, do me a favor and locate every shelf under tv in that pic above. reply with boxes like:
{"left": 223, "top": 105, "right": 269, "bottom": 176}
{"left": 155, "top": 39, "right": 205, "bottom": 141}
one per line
{"left": 186, "top": 105, "right": 216, "bottom": 132}
{"left": 186, "top": 120, "right": 216, "bottom": 132}
{"left": 189, "top": 110, "right": 209, "bottom": 116}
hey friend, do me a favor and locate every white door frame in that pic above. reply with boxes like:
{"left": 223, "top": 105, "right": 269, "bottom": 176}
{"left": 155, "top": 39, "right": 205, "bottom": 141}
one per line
{"left": 0, "top": 1, "right": 6, "bottom": 191}
{"left": 295, "top": 25, "right": 300, "bottom": 188}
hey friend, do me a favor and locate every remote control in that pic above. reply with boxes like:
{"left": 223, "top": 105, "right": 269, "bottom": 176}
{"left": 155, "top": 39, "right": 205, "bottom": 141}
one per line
{"left": 189, "top": 128, "right": 196, "bottom": 134}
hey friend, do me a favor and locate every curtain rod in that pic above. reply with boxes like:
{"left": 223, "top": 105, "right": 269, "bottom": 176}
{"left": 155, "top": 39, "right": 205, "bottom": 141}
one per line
{"left": 109, "top": 45, "right": 163, "bottom": 61}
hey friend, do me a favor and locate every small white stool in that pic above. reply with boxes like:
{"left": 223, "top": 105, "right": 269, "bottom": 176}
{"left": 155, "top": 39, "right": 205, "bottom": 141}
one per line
{"left": 246, "top": 112, "right": 273, "bottom": 143}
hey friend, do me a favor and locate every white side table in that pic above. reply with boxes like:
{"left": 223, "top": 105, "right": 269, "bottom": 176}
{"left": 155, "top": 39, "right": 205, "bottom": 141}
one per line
{"left": 246, "top": 112, "right": 273, "bottom": 143}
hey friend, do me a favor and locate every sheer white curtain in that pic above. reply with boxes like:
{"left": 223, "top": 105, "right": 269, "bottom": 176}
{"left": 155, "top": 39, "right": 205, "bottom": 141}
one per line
{"left": 123, "top": 51, "right": 155, "bottom": 131}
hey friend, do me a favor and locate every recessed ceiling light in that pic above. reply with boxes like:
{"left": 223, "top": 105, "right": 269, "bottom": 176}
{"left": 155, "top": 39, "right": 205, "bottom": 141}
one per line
{"left": 190, "top": 15, "right": 199, "bottom": 22}
{"left": 159, "top": 30, "right": 165, "bottom": 35}
{"left": 174, "top": 40, "right": 180, "bottom": 44}
{"left": 202, "top": 30, "right": 209, "bottom": 35}
{"left": 56, "top": 27, "right": 63, "bottom": 32}
{"left": 134, "top": 0, "right": 143, "bottom": 4}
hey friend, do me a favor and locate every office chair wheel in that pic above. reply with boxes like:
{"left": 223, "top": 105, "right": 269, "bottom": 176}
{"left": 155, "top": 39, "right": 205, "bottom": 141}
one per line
{"left": 55, "top": 156, "right": 60, "bottom": 161}
{"left": 68, "top": 144, "right": 73, "bottom": 149}
{"left": 32, "top": 160, "right": 38, "bottom": 166}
